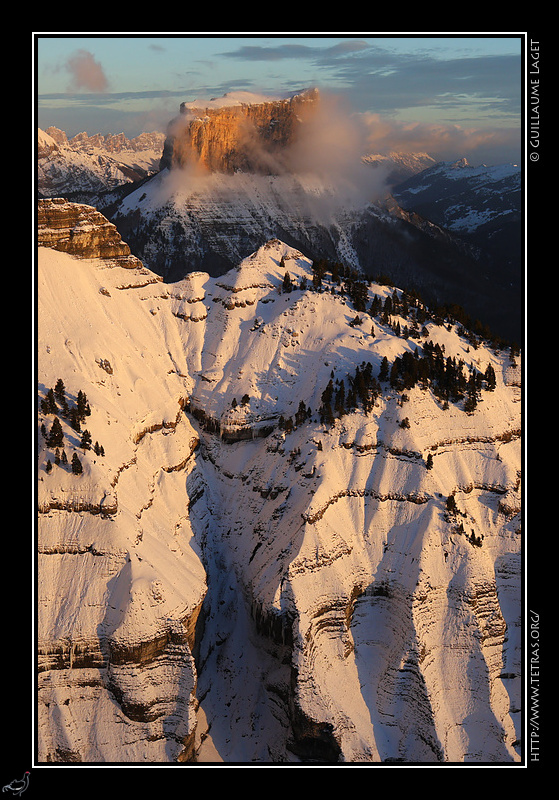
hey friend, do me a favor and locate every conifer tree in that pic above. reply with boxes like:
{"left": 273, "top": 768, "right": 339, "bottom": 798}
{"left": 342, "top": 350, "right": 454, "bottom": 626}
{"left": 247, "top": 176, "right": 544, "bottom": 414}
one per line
{"left": 321, "top": 403, "right": 335, "bottom": 427}
{"left": 76, "top": 390, "right": 90, "bottom": 420}
{"left": 389, "top": 361, "right": 400, "bottom": 389}
{"left": 464, "top": 372, "right": 478, "bottom": 412}
{"left": 379, "top": 356, "right": 389, "bottom": 382}
{"left": 54, "top": 378, "right": 66, "bottom": 402}
{"left": 69, "top": 407, "right": 81, "bottom": 432}
{"left": 484, "top": 363, "right": 496, "bottom": 391}
{"left": 71, "top": 453, "right": 83, "bottom": 475}
{"left": 80, "top": 429, "right": 92, "bottom": 451}
{"left": 59, "top": 396, "right": 70, "bottom": 417}
{"left": 370, "top": 295, "right": 381, "bottom": 317}
{"left": 295, "top": 400, "right": 307, "bottom": 427}
{"left": 321, "top": 379, "right": 334, "bottom": 408}
{"left": 41, "top": 388, "right": 57, "bottom": 415}
{"left": 47, "top": 417, "right": 64, "bottom": 448}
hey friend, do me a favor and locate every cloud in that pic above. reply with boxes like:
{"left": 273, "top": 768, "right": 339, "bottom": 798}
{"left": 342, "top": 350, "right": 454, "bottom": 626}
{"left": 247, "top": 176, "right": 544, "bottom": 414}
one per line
{"left": 219, "top": 39, "right": 521, "bottom": 123}
{"left": 64, "top": 49, "right": 109, "bottom": 93}
{"left": 359, "top": 112, "right": 521, "bottom": 164}
{"left": 220, "top": 40, "right": 371, "bottom": 63}
{"left": 285, "top": 92, "right": 376, "bottom": 196}
{"left": 220, "top": 43, "right": 316, "bottom": 61}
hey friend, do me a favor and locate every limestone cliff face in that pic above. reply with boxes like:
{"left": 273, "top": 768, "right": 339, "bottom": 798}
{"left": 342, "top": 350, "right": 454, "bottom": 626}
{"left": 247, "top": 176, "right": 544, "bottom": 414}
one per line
{"left": 38, "top": 198, "right": 137, "bottom": 262}
{"left": 159, "top": 88, "right": 320, "bottom": 174}
{"left": 38, "top": 198, "right": 127, "bottom": 258}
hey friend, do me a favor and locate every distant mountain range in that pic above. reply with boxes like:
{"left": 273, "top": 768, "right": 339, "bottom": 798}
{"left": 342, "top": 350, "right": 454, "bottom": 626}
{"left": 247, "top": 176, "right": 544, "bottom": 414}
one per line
{"left": 37, "top": 126, "right": 165, "bottom": 206}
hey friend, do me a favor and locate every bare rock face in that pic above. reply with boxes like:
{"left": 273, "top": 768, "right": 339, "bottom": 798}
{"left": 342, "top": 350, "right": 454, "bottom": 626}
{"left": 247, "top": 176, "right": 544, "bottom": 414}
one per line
{"left": 38, "top": 198, "right": 141, "bottom": 266}
{"left": 159, "top": 88, "right": 320, "bottom": 174}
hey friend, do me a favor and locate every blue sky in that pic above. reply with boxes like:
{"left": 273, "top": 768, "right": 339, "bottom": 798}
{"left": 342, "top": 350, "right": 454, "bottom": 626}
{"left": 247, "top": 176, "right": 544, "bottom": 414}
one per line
{"left": 35, "top": 34, "right": 525, "bottom": 164}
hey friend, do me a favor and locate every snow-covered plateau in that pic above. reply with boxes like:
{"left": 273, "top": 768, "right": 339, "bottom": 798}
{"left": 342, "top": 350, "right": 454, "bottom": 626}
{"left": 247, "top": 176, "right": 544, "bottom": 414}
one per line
{"left": 36, "top": 201, "right": 522, "bottom": 764}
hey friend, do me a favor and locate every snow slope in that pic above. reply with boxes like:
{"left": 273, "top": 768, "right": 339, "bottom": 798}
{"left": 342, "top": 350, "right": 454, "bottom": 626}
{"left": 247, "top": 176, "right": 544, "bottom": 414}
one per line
{"left": 37, "top": 221, "right": 522, "bottom": 763}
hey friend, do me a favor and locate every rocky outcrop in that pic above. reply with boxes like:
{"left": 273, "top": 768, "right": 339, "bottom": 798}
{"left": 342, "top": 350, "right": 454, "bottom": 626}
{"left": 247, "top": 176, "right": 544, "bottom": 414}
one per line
{"left": 38, "top": 198, "right": 141, "bottom": 264}
{"left": 159, "top": 88, "right": 320, "bottom": 174}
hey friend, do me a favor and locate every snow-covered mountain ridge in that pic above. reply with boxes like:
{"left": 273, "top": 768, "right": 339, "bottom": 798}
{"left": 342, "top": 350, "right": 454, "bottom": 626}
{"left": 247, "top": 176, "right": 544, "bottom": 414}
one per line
{"left": 38, "top": 127, "right": 165, "bottom": 207}
{"left": 37, "top": 199, "right": 521, "bottom": 763}
{"left": 393, "top": 157, "right": 521, "bottom": 234}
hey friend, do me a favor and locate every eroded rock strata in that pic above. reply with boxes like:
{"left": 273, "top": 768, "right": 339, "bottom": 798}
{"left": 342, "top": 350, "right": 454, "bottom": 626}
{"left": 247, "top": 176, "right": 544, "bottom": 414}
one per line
{"left": 37, "top": 202, "right": 521, "bottom": 763}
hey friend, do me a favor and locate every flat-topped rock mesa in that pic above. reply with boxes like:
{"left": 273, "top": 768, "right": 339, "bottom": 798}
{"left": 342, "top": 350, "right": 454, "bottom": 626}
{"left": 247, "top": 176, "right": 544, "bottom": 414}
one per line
{"left": 159, "top": 88, "right": 320, "bottom": 175}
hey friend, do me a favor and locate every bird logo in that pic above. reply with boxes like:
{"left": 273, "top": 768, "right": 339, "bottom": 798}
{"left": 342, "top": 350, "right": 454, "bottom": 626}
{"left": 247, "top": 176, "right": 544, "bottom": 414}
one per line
{"left": 2, "top": 773, "right": 30, "bottom": 797}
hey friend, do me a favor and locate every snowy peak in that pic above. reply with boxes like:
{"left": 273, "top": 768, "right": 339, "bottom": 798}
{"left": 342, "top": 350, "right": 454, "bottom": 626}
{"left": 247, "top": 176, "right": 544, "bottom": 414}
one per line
{"left": 219, "top": 238, "right": 311, "bottom": 290}
{"left": 405, "top": 157, "right": 521, "bottom": 192}
{"left": 450, "top": 156, "right": 470, "bottom": 169}
{"left": 38, "top": 127, "right": 60, "bottom": 157}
